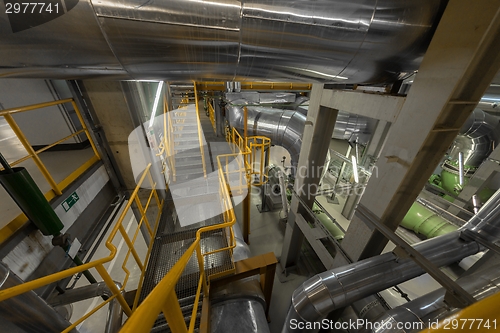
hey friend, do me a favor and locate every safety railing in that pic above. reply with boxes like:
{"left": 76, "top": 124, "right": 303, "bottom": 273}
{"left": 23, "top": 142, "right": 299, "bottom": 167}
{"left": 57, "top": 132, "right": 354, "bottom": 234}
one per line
{"left": 196, "top": 81, "right": 313, "bottom": 92}
{"left": 120, "top": 150, "right": 241, "bottom": 332}
{"left": 158, "top": 95, "right": 177, "bottom": 182}
{"left": 229, "top": 127, "right": 271, "bottom": 186}
{"left": 0, "top": 164, "right": 163, "bottom": 332}
{"left": 0, "top": 98, "right": 101, "bottom": 243}
{"left": 193, "top": 82, "right": 207, "bottom": 178}
{"left": 208, "top": 101, "right": 216, "bottom": 133}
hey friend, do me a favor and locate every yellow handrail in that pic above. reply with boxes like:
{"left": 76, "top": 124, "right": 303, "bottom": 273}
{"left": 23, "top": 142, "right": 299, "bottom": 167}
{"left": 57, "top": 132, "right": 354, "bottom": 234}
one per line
{"left": 0, "top": 163, "right": 163, "bottom": 331}
{"left": 121, "top": 151, "right": 239, "bottom": 332}
{"left": 193, "top": 82, "right": 207, "bottom": 178}
{"left": 208, "top": 102, "right": 216, "bottom": 132}
{"left": 0, "top": 98, "right": 101, "bottom": 242}
{"left": 196, "top": 81, "right": 313, "bottom": 92}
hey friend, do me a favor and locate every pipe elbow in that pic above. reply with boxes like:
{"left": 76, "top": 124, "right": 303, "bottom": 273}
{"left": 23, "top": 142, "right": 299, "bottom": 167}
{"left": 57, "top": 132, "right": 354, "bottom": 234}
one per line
{"left": 289, "top": 272, "right": 345, "bottom": 323}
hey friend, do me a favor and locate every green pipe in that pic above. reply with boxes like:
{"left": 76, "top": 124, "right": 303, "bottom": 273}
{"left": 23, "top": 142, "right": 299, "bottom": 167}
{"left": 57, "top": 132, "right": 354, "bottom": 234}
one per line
{"left": 0, "top": 159, "right": 99, "bottom": 286}
{"left": 312, "top": 203, "right": 345, "bottom": 241}
{"left": 401, "top": 202, "right": 457, "bottom": 239}
{"left": 0, "top": 166, "right": 64, "bottom": 236}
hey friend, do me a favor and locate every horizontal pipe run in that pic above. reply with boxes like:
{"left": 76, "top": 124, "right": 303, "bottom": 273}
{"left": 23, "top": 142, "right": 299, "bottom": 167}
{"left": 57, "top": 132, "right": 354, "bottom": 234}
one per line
{"left": 282, "top": 231, "right": 480, "bottom": 332}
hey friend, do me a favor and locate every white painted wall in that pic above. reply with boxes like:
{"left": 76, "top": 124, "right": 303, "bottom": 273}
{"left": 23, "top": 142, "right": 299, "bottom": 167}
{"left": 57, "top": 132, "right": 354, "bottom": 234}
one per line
{"left": 0, "top": 79, "right": 78, "bottom": 146}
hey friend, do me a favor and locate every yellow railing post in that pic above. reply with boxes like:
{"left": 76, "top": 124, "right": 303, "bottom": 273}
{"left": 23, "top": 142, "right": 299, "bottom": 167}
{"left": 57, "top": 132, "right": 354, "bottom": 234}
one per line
{"left": 3, "top": 114, "right": 62, "bottom": 195}
{"left": 70, "top": 100, "right": 101, "bottom": 160}
{"left": 193, "top": 82, "right": 207, "bottom": 177}
{"left": 163, "top": 290, "right": 189, "bottom": 333}
{"left": 95, "top": 264, "right": 133, "bottom": 317}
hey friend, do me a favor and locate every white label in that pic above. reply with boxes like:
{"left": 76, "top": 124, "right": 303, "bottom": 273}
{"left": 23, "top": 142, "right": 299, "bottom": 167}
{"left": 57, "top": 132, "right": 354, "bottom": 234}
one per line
{"left": 67, "top": 238, "right": 82, "bottom": 259}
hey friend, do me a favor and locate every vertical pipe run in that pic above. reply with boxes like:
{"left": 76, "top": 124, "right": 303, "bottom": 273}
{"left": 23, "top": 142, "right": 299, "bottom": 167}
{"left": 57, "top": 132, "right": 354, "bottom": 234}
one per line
{"left": 458, "top": 151, "right": 465, "bottom": 186}
{"left": 243, "top": 105, "right": 251, "bottom": 243}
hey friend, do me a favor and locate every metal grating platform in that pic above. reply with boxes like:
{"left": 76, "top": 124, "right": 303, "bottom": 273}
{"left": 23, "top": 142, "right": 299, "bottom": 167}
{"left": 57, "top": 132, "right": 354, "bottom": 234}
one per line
{"left": 138, "top": 193, "right": 233, "bottom": 332}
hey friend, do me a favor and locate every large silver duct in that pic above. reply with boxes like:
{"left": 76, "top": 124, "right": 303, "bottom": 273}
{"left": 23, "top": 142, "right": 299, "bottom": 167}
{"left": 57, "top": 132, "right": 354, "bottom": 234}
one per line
{"left": 0, "top": 0, "right": 446, "bottom": 83}
{"left": 226, "top": 99, "right": 373, "bottom": 168}
{"left": 0, "top": 263, "right": 78, "bottom": 333}
{"left": 281, "top": 231, "right": 480, "bottom": 333}
{"left": 227, "top": 101, "right": 306, "bottom": 168}
{"left": 362, "top": 264, "right": 500, "bottom": 333}
{"left": 446, "top": 109, "right": 499, "bottom": 168}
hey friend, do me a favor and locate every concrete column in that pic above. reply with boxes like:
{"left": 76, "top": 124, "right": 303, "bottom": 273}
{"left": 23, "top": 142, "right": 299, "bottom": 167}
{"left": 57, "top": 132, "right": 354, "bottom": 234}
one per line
{"left": 334, "top": 0, "right": 500, "bottom": 266}
{"left": 280, "top": 84, "right": 338, "bottom": 270}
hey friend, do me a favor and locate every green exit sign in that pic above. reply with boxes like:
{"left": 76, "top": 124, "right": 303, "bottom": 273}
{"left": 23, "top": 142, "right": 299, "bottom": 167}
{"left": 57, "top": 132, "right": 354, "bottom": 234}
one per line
{"left": 62, "top": 192, "right": 79, "bottom": 212}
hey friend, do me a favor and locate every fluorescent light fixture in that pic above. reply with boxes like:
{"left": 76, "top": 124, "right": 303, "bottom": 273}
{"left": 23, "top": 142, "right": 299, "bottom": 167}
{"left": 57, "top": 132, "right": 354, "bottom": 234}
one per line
{"left": 351, "top": 155, "right": 359, "bottom": 183}
{"left": 149, "top": 81, "right": 164, "bottom": 128}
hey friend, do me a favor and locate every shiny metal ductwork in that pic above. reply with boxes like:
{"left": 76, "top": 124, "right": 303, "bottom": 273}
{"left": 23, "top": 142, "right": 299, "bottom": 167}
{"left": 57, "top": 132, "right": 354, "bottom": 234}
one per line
{"left": 362, "top": 264, "right": 500, "bottom": 333}
{"left": 282, "top": 188, "right": 500, "bottom": 333}
{"left": 226, "top": 98, "right": 374, "bottom": 168}
{"left": 333, "top": 112, "right": 375, "bottom": 144}
{"left": 0, "top": 0, "right": 446, "bottom": 83}
{"left": 281, "top": 231, "right": 480, "bottom": 333}
{"left": 227, "top": 101, "right": 306, "bottom": 169}
{"left": 0, "top": 263, "right": 78, "bottom": 333}
{"left": 445, "top": 109, "right": 499, "bottom": 169}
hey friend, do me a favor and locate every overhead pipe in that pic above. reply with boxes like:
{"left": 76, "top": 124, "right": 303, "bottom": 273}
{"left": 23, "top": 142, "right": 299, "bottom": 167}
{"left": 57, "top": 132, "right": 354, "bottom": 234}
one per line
{"left": 362, "top": 264, "right": 500, "bottom": 333}
{"left": 0, "top": 1, "right": 446, "bottom": 83}
{"left": 226, "top": 98, "right": 374, "bottom": 169}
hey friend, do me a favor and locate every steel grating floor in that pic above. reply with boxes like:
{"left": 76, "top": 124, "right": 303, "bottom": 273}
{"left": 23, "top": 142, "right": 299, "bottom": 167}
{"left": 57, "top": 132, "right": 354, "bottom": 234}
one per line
{"left": 139, "top": 192, "right": 234, "bottom": 332}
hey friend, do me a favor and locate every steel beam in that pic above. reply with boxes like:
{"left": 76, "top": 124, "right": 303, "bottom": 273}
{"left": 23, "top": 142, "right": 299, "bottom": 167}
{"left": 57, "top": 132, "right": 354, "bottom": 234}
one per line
{"left": 320, "top": 89, "right": 405, "bottom": 123}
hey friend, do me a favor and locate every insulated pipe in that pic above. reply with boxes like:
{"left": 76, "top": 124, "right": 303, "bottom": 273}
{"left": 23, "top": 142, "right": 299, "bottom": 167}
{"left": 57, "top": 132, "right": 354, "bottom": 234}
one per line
{"left": 464, "top": 187, "right": 500, "bottom": 243}
{"left": 226, "top": 101, "right": 374, "bottom": 169}
{"left": 446, "top": 109, "right": 499, "bottom": 169}
{"left": 226, "top": 101, "right": 306, "bottom": 169}
{"left": 362, "top": 264, "right": 500, "bottom": 333}
{"left": 401, "top": 202, "right": 458, "bottom": 239}
{"left": 312, "top": 204, "right": 345, "bottom": 241}
{"left": 0, "top": 263, "right": 78, "bottom": 333}
{"left": 283, "top": 188, "right": 500, "bottom": 333}
{"left": 0, "top": 1, "right": 446, "bottom": 83}
{"left": 282, "top": 231, "right": 480, "bottom": 333}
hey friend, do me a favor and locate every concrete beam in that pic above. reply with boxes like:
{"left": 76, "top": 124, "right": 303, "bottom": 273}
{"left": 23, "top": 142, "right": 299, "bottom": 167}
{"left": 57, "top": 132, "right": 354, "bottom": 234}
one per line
{"left": 335, "top": 0, "right": 500, "bottom": 266}
{"left": 280, "top": 84, "right": 339, "bottom": 270}
{"left": 321, "top": 89, "right": 405, "bottom": 123}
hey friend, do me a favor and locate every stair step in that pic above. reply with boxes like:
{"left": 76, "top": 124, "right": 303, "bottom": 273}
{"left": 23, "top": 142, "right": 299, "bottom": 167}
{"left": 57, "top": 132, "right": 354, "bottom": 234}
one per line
{"left": 175, "top": 151, "right": 202, "bottom": 159}
{"left": 172, "top": 123, "right": 198, "bottom": 128}
{"left": 173, "top": 130, "right": 200, "bottom": 135}
{"left": 174, "top": 160, "right": 204, "bottom": 169}
{"left": 175, "top": 167, "right": 205, "bottom": 176}
{"left": 175, "top": 144, "right": 201, "bottom": 151}
{"left": 173, "top": 172, "right": 206, "bottom": 182}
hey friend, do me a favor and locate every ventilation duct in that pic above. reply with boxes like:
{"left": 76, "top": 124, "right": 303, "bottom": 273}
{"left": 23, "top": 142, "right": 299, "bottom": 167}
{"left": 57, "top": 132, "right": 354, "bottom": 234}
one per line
{"left": 226, "top": 98, "right": 373, "bottom": 168}
{"left": 0, "top": 0, "right": 446, "bottom": 83}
